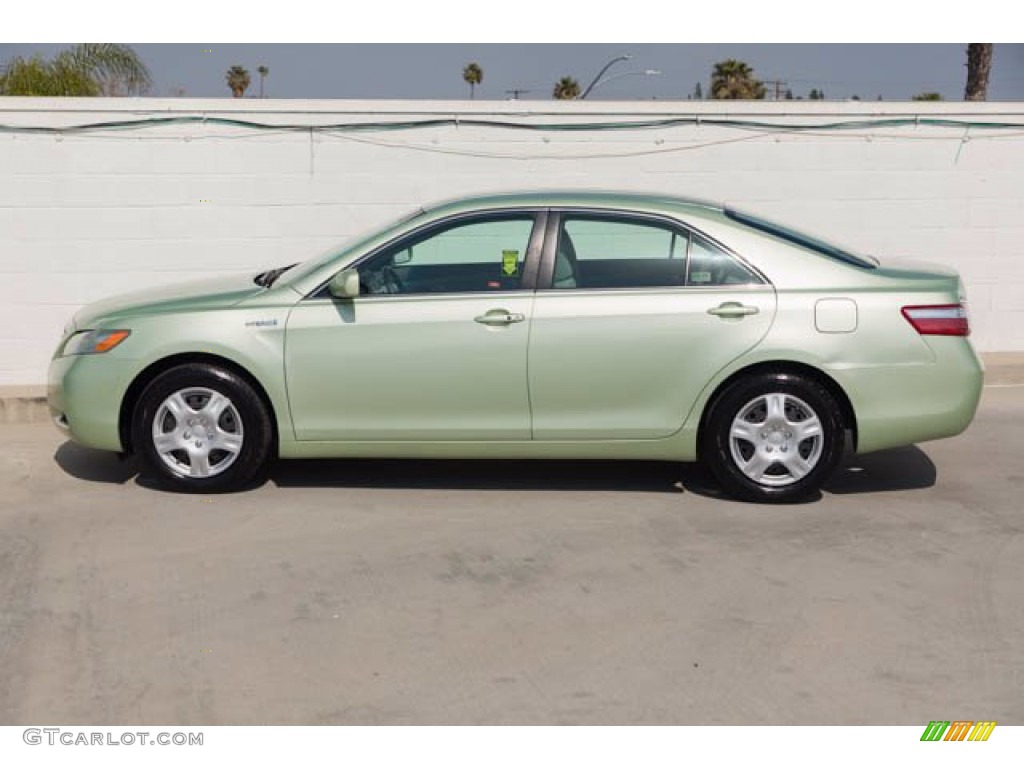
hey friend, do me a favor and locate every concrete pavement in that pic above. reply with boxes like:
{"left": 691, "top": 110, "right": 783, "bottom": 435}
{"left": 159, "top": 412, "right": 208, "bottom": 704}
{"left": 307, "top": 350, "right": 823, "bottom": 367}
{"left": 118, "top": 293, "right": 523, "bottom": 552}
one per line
{"left": 0, "top": 386, "right": 1022, "bottom": 724}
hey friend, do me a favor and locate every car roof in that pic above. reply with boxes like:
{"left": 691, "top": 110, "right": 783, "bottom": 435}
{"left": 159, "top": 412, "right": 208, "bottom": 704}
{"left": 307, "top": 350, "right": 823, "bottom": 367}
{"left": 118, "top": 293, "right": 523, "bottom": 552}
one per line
{"left": 420, "top": 190, "right": 726, "bottom": 219}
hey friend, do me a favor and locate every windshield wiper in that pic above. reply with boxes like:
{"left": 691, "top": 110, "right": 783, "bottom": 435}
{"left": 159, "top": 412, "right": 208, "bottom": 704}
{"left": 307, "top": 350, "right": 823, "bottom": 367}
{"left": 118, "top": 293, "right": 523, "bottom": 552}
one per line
{"left": 254, "top": 263, "right": 298, "bottom": 288}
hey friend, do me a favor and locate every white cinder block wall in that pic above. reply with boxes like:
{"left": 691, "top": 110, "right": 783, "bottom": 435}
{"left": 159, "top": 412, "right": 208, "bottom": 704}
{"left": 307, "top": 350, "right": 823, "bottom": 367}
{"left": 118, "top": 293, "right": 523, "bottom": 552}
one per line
{"left": 1, "top": 97, "right": 1022, "bottom": 386}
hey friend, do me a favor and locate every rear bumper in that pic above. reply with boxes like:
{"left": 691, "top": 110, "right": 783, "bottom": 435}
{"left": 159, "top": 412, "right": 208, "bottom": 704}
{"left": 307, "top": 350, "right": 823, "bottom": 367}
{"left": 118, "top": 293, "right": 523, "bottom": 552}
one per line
{"left": 47, "top": 354, "right": 136, "bottom": 452}
{"left": 836, "top": 337, "right": 984, "bottom": 454}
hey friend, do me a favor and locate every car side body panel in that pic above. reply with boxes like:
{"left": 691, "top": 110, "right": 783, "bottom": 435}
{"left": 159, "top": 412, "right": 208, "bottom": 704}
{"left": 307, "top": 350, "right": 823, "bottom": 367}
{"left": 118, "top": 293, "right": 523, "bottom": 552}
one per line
{"left": 50, "top": 292, "right": 300, "bottom": 452}
{"left": 284, "top": 292, "right": 536, "bottom": 441}
{"left": 527, "top": 286, "right": 776, "bottom": 439}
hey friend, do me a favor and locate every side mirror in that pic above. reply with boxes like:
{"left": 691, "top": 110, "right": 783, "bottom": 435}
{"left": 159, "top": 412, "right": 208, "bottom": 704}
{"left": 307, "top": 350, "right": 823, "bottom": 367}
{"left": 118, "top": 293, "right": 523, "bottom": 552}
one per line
{"left": 328, "top": 268, "right": 360, "bottom": 299}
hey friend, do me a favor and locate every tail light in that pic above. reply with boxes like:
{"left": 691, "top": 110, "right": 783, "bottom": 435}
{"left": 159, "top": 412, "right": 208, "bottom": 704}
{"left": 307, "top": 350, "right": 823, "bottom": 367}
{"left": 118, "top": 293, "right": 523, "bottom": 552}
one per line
{"left": 901, "top": 304, "right": 969, "bottom": 336}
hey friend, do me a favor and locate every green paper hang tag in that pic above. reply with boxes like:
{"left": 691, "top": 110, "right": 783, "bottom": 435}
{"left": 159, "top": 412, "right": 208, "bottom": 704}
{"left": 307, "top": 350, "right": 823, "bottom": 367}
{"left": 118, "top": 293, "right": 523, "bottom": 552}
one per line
{"left": 502, "top": 250, "right": 519, "bottom": 277}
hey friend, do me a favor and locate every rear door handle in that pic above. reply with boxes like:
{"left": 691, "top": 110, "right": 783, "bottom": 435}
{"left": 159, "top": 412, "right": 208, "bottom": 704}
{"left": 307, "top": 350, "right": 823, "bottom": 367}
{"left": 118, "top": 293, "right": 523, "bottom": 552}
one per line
{"left": 707, "top": 302, "right": 759, "bottom": 318}
{"left": 474, "top": 309, "right": 526, "bottom": 326}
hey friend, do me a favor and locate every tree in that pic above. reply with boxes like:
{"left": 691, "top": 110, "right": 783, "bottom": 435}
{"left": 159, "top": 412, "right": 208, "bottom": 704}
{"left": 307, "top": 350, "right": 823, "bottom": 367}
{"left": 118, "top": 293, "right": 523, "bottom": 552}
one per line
{"left": 710, "top": 59, "right": 765, "bottom": 100}
{"left": 0, "top": 43, "right": 151, "bottom": 96}
{"left": 462, "top": 62, "right": 483, "bottom": 99}
{"left": 808, "top": 88, "right": 826, "bottom": 101}
{"left": 964, "top": 43, "right": 993, "bottom": 101}
{"left": 74, "top": 44, "right": 152, "bottom": 95}
{"left": 552, "top": 76, "right": 581, "bottom": 100}
{"left": 226, "top": 65, "right": 251, "bottom": 98}
{"left": 784, "top": 88, "right": 794, "bottom": 100}
{"left": 257, "top": 65, "right": 269, "bottom": 98}
{"left": 912, "top": 92, "right": 943, "bottom": 101}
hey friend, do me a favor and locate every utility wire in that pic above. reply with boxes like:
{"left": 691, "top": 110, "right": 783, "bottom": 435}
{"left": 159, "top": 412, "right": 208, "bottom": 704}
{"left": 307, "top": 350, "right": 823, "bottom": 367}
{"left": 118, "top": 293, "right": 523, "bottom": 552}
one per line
{"left": 1, "top": 114, "right": 1024, "bottom": 135}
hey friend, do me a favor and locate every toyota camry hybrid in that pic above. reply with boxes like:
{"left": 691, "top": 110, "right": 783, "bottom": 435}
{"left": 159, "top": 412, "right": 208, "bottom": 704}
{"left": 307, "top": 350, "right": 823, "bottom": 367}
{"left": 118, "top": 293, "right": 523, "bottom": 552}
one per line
{"left": 47, "top": 192, "right": 983, "bottom": 502}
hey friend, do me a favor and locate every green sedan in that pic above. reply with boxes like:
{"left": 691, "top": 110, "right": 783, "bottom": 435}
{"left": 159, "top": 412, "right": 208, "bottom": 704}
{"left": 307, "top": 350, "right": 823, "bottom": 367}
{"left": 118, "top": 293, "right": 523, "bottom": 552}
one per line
{"left": 47, "top": 192, "right": 983, "bottom": 502}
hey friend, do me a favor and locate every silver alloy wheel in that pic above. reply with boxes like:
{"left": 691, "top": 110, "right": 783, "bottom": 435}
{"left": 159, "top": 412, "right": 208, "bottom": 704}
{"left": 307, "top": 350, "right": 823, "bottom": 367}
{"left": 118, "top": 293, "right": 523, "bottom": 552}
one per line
{"left": 728, "top": 392, "right": 824, "bottom": 487}
{"left": 151, "top": 387, "right": 244, "bottom": 479}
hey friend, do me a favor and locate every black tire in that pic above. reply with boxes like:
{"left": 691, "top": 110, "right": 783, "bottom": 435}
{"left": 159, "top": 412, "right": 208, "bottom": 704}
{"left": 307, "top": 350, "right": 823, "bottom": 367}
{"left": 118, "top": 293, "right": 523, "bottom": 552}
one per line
{"left": 701, "top": 372, "right": 845, "bottom": 503}
{"left": 132, "top": 363, "right": 273, "bottom": 492}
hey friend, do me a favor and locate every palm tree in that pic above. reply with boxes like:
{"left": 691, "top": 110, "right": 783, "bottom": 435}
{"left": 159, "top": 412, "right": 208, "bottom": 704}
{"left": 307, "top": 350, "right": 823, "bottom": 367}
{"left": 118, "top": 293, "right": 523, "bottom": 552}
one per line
{"left": 462, "top": 62, "right": 483, "bottom": 99}
{"left": 69, "top": 44, "right": 152, "bottom": 95}
{"left": 964, "top": 44, "right": 993, "bottom": 101}
{"left": 257, "top": 65, "right": 269, "bottom": 98}
{"left": 552, "top": 76, "right": 581, "bottom": 100}
{"left": 710, "top": 59, "right": 766, "bottom": 100}
{"left": 0, "top": 43, "right": 151, "bottom": 96}
{"left": 226, "top": 66, "right": 251, "bottom": 98}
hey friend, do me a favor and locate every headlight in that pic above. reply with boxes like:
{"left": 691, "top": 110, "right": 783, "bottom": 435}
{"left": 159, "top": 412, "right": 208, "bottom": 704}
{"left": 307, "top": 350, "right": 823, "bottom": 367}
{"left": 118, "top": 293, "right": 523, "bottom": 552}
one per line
{"left": 62, "top": 329, "right": 131, "bottom": 356}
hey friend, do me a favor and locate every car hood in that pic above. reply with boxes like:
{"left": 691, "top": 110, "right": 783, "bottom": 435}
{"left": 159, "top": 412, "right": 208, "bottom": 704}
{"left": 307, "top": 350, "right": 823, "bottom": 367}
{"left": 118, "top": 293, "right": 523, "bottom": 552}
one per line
{"left": 72, "top": 273, "right": 265, "bottom": 329}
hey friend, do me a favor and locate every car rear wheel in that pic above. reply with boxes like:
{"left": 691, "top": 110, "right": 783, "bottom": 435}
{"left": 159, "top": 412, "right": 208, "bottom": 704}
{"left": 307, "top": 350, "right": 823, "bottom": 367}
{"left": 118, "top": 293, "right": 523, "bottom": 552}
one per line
{"left": 132, "top": 363, "right": 273, "bottom": 492}
{"left": 702, "top": 372, "right": 845, "bottom": 503}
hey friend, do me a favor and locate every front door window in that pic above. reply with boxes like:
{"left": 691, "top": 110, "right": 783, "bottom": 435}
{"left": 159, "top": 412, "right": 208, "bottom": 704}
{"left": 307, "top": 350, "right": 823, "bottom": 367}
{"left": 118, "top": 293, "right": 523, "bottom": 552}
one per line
{"left": 360, "top": 216, "right": 536, "bottom": 295}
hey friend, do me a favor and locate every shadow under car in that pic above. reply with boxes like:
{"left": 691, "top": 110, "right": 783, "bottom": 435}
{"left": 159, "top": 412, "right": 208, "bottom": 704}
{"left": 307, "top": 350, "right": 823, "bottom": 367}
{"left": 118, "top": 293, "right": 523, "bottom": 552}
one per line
{"left": 55, "top": 440, "right": 936, "bottom": 499}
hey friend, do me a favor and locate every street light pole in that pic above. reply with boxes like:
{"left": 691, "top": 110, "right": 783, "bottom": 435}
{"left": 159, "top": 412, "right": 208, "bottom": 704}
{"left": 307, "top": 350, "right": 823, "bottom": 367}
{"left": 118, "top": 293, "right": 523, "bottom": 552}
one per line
{"left": 583, "top": 69, "right": 661, "bottom": 98}
{"left": 580, "top": 54, "right": 632, "bottom": 100}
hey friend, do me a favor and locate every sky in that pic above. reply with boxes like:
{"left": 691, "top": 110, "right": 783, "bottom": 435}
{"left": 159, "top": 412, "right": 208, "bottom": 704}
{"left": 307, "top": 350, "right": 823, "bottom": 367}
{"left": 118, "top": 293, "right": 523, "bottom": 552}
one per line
{"left": 1, "top": 43, "right": 1022, "bottom": 102}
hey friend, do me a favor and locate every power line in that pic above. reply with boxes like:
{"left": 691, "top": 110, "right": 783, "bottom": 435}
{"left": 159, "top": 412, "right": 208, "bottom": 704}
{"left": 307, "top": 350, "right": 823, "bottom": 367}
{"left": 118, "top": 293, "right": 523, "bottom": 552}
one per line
{"left": 4, "top": 114, "right": 1024, "bottom": 136}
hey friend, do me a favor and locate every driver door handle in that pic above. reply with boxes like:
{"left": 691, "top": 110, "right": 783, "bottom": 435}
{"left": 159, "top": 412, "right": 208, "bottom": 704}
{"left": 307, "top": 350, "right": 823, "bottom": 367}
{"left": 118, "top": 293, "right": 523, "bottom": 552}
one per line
{"left": 474, "top": 309, "right": 526, "bottom": 326}
{"left": 707, "top": 302, "right": 759, "bottom": 318}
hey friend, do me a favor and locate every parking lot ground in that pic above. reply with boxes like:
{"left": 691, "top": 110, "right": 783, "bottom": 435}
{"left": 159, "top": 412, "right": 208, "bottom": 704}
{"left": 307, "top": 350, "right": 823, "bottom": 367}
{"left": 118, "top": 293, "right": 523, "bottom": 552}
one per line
{"left": 1, "top": 386, "right": 1023, "bottom": 725}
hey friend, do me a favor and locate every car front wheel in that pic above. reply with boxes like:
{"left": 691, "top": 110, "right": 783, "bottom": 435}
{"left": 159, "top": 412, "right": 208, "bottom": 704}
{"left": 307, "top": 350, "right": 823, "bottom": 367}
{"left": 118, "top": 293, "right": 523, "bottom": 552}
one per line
{"left": 132, "top": 363, "right": 273, "bottom": 492}
{"left": 702, "top": 372, "right": 845, "bottom": 503}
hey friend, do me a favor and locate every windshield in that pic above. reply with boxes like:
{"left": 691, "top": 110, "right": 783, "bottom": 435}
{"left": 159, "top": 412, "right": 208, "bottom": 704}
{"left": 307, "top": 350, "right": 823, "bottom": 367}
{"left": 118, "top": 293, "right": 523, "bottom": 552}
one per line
{"left": 277, "top": 206, "right": 427, "bottom": 286}
{"left": 724, "top": 207, "right": 877, "bottom": 269}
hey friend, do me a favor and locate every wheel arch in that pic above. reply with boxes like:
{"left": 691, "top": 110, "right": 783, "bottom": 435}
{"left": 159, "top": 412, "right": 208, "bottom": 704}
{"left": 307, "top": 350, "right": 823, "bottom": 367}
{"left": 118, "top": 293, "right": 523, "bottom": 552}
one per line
{"left": 696, "top": 360, "right": 858, "bottom": 457}
{"left": 119, "top": 352, "right": 279, "bottom": 455}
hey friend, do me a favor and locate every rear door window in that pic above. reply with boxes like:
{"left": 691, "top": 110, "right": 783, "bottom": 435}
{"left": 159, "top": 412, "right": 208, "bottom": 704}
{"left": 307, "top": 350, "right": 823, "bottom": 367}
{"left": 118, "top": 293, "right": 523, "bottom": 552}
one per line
{"left": 553, "top": 216, "right": 687, "bottom": 289}
{"left": 687, "top": 234, "right": 762, "bottom": 286}
{"left": 551, "top": 214, "right": 761, "bottom": 289}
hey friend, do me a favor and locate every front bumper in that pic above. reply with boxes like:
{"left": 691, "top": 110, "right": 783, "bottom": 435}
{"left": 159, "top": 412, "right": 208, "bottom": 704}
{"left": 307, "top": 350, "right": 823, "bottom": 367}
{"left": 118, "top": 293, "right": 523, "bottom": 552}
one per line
{"left": 47, "top": 353, "right": 138, "bottom": 452}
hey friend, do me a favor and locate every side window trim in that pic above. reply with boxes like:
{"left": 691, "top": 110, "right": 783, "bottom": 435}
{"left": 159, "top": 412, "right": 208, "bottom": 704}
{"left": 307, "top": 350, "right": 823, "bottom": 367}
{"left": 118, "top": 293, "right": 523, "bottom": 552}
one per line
{"left": 520, "top": 209, "right": 548, "bottom": 290}
{"left": 668, "top": 229, "right": 688, "bottom": 261}
{"left": 307, "top": 208, "right": 547, "bottom": 300}
{"left": 537, "top": 207, "right": 768, "bottom": 291}
{"left": 538, "top": 208, "right": 561, "bottom": 292}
